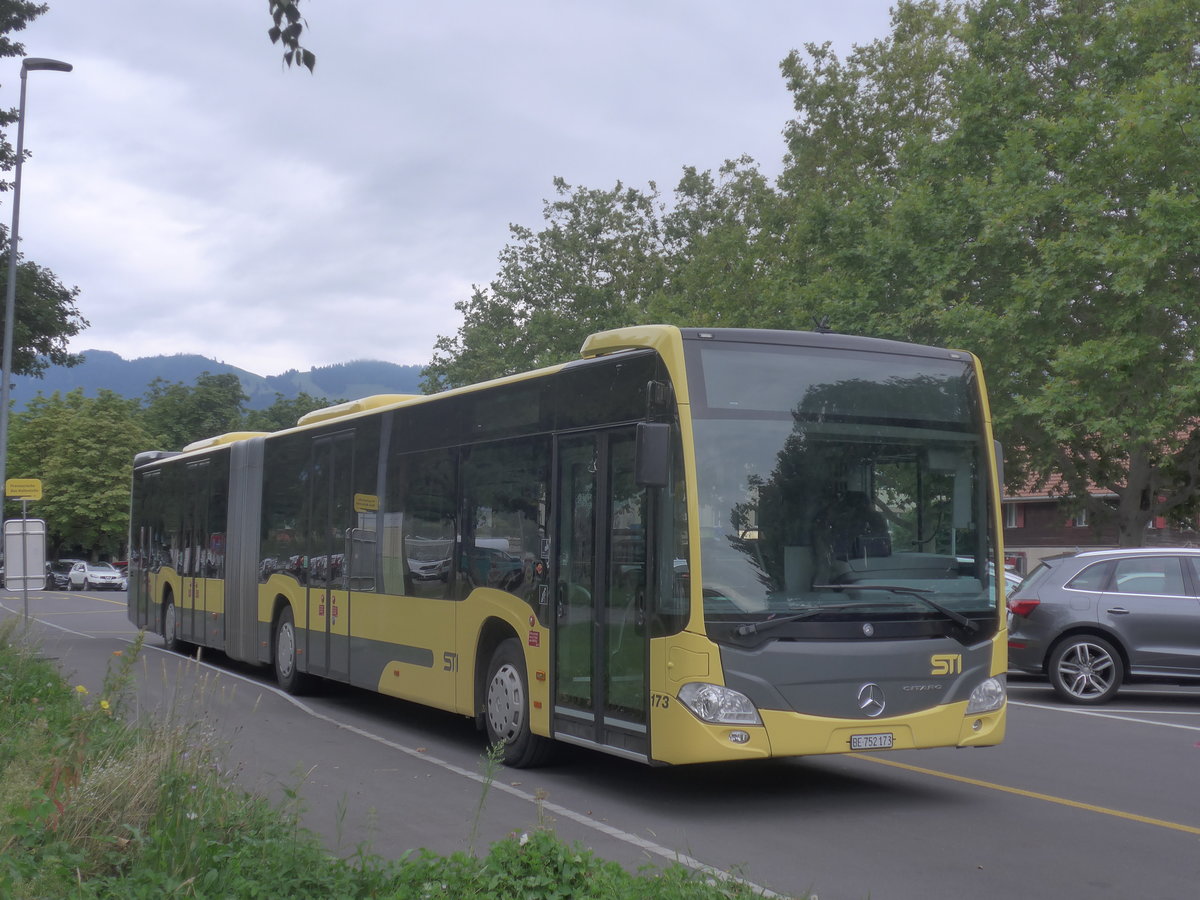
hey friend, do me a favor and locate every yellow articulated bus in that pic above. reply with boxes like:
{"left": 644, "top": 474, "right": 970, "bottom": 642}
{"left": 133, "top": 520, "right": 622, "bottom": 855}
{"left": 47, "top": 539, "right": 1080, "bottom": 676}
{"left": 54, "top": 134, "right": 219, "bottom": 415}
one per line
{"left": 128, "top": 325, "right": 1007, "bottom": 767}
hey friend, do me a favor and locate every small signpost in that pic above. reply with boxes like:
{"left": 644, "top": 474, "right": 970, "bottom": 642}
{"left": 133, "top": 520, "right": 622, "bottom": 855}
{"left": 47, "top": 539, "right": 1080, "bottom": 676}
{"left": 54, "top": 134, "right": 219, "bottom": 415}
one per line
{"left": 6, "top": 478, "right": 42, "bottom": 503}
{"left": 4, "top": 477, "right": 46, "bottom": 622}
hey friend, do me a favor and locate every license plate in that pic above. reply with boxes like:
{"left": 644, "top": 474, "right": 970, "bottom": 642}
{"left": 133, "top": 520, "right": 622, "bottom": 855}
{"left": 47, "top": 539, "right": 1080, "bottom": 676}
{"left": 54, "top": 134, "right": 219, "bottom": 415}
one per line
{"left": 851, "top": 732, "right": 893, "bottom": 750}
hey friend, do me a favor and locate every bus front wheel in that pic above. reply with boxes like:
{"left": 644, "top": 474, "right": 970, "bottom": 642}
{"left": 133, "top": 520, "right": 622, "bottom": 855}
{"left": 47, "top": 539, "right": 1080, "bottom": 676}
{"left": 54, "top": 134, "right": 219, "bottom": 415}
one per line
{"left": 274, "top": 605, "right": 314, "bottom": 695}
{"left": 484, "top": 638, "right": 553, "bottom": 768}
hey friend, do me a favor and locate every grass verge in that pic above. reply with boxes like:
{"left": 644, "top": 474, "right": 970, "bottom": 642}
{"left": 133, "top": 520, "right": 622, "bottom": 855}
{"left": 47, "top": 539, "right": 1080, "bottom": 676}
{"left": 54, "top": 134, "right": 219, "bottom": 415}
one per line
{"left": 0, "top": 618, "right": 791, "bottom": 899}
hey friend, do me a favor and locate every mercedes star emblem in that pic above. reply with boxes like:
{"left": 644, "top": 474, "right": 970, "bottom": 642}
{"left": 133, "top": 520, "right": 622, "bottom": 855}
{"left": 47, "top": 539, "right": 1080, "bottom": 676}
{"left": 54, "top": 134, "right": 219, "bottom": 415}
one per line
{"left": 858, "top": 682, "right": 886, "bottom": 718}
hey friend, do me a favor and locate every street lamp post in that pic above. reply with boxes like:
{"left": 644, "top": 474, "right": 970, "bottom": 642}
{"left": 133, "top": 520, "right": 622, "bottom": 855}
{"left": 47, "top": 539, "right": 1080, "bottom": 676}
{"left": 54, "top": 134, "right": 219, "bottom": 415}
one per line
{"left": 0, "top": 56, "right": 72, "bottom": 517}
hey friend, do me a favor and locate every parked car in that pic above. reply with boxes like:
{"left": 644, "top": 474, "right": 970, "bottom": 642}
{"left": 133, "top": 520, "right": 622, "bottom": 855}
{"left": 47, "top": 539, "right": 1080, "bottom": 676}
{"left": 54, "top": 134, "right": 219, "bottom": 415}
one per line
{"left": 1000, "top": 567, "right": 1023, "bottom": 592}
{"left": 47, "top": 559, "right": 84, "bottom": 590}
{"left": 68, "top": 561, "right": 126, "bottom": 591}
{"left": 1007, "top": 548, "right": 1200, "bottom": 704}
{"left": 956, "top": 557, "right": 1023, "bottom": 593}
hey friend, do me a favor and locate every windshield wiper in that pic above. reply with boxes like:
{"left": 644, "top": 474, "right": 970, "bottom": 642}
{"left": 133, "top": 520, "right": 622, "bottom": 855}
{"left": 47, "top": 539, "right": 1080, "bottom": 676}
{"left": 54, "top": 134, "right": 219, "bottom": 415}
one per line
{"left": 812, "top": 583, "right": 980, "bottom": 634}
{"left": 732, "top": 601, "right": 897, "bottom": 636}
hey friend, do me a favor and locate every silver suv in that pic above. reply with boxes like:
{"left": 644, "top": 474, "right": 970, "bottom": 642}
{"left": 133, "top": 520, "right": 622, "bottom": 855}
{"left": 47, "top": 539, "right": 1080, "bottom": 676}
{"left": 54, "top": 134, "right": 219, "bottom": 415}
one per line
{"left": 1007, "top": 548, "right": 1200, "bottom": 704}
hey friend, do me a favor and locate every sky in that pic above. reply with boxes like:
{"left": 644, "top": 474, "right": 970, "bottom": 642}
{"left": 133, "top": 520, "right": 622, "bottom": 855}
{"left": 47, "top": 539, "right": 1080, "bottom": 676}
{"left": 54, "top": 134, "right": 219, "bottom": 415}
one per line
{"left": 4, "top": 0, "right": 896, "bottom": 377}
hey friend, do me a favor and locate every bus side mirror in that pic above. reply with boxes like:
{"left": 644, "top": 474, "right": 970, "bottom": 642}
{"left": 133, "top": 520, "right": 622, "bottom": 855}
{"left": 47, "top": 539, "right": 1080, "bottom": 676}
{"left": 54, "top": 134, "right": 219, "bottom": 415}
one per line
{"left": 635, "top": 422, "right": 671, "bottom": 488}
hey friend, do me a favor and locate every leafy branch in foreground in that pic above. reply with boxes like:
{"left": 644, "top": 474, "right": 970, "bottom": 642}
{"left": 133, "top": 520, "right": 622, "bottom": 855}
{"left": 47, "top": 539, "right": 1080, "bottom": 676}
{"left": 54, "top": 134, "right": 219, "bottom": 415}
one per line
{"left": 268, "top": 0, "right": 316, "bottom": 72}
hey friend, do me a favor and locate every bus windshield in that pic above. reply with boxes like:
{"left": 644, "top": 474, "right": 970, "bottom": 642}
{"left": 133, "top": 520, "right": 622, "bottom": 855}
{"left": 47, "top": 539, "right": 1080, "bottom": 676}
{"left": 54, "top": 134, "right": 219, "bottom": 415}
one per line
{"left": 686, "top": 340, "right": 998, "bottom": 640}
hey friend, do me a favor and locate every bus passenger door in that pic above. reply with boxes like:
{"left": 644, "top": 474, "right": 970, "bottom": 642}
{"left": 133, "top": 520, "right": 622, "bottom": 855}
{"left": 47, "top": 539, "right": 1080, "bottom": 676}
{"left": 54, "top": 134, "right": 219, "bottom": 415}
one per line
{"left": 306, "top": 431, "right": 355, "bottom": 682}
{"left": 553, "top": 428, "right": 648, "bottom": 759}
{"left": 129, "top": 468, "right": 159, "bottom": 631}
{"left": 181, "top": 461, "right": 210, "bottom": 645}
{"left": 130, "top": 524, "right": 153, "bottom": 630}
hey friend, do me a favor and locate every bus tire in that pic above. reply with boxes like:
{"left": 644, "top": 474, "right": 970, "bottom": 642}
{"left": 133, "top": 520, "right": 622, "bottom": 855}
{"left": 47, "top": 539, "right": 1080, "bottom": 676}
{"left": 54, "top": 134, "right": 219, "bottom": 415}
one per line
{"left": 273, "top": 604, "right": 314, "bottom": 695}
{"left": 162, "top": 595, "right": 182, "bottom": 653}
{"left": 484, "top": 638, "right": 553, "bottom": 768}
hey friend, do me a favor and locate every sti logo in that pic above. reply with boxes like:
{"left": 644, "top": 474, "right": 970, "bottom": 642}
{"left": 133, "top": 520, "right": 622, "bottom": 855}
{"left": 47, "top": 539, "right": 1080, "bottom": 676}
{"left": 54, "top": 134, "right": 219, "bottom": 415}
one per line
{"left": 930, "top": 654, "right": 962, "bottom": 676}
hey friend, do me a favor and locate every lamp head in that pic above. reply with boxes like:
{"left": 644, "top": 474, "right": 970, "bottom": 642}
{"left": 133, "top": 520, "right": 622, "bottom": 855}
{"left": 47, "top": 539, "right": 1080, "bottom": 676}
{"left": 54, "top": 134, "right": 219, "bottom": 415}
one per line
{"left": 21, "top": 57, "right": 72, "bottom": 74}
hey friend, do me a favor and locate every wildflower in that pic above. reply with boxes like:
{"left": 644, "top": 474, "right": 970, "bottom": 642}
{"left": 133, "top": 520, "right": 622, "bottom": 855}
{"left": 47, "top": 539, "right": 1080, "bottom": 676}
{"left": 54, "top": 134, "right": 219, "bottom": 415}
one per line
{"left": 519, "top": 833, "right": 530, "bottom": 847}
{"left": 186, "top": 811, "right": 199, "bottom": 820}
{"left": 100, "top": 699, "right": 112, "bottom": 714}
{"left": 75, "top": 685, "right": 89, "bottom": 695}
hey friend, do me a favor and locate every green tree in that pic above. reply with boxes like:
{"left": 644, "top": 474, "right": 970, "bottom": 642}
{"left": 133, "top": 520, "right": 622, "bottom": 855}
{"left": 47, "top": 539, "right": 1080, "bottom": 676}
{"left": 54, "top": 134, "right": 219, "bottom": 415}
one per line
{"left": 776, "top": 0, "right": 1200, "bottom": 544}
{"left": 0, "top": 248, "right": 88, "bottom": 375}
{"left": 242, "top": 391, "right": 332, "bottom": 432}
{"left": 142, "top": 372, "right": 249, "bottom": 451}
{"left": 424, "top": 0, "right": 1199, "bottom": 545}
{"left": 423, "top": 178, "right": 669, "bottom": 390}
{"left": 649, "top": 156, "right": 790, "bottom": 328}
{"left": 8, "top": 389, "right": 151, "bottom": 557}
{"left": 0, "top": 0, "right": 48, "bottom": 183}
{"left": 773, "top": 0, "right": 967, "bottom": 341}
{"left": 0, "top": 2, "right": 87, "bottom": 375}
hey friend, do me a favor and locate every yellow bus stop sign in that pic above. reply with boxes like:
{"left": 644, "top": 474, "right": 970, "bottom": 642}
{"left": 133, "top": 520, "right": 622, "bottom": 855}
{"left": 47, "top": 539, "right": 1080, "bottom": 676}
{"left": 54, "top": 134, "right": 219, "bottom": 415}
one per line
{"left": 5, "top": 478, "right": 42, "bottom": 501}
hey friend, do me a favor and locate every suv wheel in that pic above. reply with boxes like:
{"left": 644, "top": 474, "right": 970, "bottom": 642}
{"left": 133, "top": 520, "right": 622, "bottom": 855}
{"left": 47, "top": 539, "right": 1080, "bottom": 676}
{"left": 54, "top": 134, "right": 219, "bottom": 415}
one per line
{"left": 1048, "top": 635, "right": 1123, "bottom": 704}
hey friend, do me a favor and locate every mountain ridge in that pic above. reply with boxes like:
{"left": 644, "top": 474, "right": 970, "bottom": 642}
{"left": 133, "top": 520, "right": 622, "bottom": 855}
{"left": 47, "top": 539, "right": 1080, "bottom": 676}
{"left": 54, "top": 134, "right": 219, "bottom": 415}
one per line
{"left": 11, "top": 350, "right": 427, "bottom": 410}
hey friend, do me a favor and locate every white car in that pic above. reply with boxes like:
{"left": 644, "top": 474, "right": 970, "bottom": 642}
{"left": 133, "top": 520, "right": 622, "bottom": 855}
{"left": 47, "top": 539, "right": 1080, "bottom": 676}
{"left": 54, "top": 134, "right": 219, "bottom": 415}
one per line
{"left": 69, "top": 561, "right": 125, "bottom": 591}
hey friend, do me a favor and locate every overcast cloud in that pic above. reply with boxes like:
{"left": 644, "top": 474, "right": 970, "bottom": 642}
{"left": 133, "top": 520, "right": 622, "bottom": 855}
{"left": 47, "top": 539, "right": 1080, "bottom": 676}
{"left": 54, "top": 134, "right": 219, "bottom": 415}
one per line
{"left": 5, "top": 1, "right": 894, "bottom": 377}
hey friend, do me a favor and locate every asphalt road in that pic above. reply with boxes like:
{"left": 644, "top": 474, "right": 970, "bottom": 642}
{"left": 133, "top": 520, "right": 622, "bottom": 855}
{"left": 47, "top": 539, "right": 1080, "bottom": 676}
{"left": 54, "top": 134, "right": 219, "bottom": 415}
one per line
{"left": 4, "top": 589, "right": 1199, "bottom": 900}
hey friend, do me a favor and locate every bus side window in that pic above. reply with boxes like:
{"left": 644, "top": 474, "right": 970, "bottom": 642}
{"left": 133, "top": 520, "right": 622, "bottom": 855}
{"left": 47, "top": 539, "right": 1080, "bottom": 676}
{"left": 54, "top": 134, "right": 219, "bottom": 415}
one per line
{"left": 384, "top": 450, "right": 457, "bottom": 599}
{"left": 460, "top": 437, "right": 550, "bottom": 608}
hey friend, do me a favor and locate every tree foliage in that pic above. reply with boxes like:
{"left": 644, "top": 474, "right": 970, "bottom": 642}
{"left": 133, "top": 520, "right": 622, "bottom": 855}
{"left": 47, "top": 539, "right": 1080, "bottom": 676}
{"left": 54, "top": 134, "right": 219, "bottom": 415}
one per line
{"left": 242, "top": 390, "right": 332, "bottom": 432}
{"left": 774, "top": 0, "right": 1200, "bottom": 543}
{"left": 0, "top": 243, "right": 88, "bottom": 375}
{"left": 268, "top": 0, "right": 315, "bottom": 72}
{"left": 7, "top": 375, "right": 337, "bottom": 557}
{"left": 141, "top": 372, "right": 249, "bottom": 452}
{"left": 0, "top": 0, "right": 48, "bottom": 184}
{"left": 0, "top": 2, "right": 88, "bottom": 376}
{"left": 7, "top": 389, "right": 152, "bottom": 556}
{"left": 423, "top": 178, "right": 670, "bottom": 390}
{"left": 428, "top": 0, "right": 1200, "bottom": 546}
{"left": 649, "top": 156, "right": 789, "bottom": 328}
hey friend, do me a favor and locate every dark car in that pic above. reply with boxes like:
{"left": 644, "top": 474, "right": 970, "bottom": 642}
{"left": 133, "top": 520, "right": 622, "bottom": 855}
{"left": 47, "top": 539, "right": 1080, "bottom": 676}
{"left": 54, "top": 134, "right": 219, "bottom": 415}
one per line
{"left": 47, "top": 559, "right": 84, "bottom": 590}
{"left": 1007, "top": 548, "right": 1200, "bottom": 704}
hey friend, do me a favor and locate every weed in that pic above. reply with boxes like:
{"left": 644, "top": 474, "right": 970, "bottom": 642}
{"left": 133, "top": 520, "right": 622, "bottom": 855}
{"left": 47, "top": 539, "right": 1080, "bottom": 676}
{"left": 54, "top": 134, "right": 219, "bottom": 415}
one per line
{"left": 0, "top": 624, "right": 800, "bottom": 899}
{"left": 468, "top": 740, "right": 506, "bottom": 857}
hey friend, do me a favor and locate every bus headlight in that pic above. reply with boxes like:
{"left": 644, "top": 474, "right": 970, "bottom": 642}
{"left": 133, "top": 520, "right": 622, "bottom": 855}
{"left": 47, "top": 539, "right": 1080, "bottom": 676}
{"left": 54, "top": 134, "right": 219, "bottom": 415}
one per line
{"left": 965, "top": 676, "right": 1006, "bottom": 714}
{"left": 677, "top": 683, "right": 762, "bottom": 725}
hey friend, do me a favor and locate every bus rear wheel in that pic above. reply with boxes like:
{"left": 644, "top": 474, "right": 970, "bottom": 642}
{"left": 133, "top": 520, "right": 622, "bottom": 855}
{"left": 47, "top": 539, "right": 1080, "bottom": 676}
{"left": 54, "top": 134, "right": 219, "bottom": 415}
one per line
{"left": 162, "top": 595, "right": 183, "bottom": 653}
{"left": 484, "top": 638, "right": 553, "bottom": 768}
{"left": 273, "top": 605, "right": 314, "bottom": 695}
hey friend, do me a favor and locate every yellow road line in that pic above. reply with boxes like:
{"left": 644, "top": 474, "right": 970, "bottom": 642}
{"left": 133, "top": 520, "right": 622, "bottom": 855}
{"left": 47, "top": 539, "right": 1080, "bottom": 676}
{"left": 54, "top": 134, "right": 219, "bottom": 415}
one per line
{"left": 88, "top": 596, "right": 127, "bottom": 607}
{"left": 23, "top": 603, "right": 125, "bottom": 612}
{"left": 852, "top": 753, "right": 1200, "bottom": 836}
{"left": 43, "top": 594, "right": 127, "bottom": 606}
